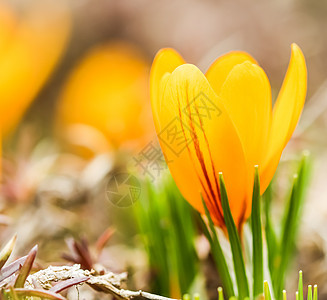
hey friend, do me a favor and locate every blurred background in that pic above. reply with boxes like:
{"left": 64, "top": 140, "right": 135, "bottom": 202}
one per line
{"left": 1, "top": 0, "right": 327, "bottom": 299}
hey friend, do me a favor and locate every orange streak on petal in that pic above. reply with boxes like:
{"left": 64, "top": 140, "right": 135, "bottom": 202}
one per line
{"left": 157, "top": 64, "right": 248, "bottom": 228}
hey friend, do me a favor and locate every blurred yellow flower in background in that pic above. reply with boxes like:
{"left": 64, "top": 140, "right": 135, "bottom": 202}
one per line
{"left": 150, "top": 44, "right": 307, "bottom": 230}
{"left": 56, "top": 42, "right": 154, "bottom": 157}
{"left": 0, "top": 1, "right": 71, "bottom": 136}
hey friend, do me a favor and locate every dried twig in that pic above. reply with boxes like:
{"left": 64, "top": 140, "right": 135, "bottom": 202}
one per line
{"left": 25, "top": 264, "right": 178, "bottom": 300}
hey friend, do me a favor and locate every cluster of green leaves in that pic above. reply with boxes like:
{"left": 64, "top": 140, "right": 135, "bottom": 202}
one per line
{"left": 265, "top": 153, "right": 311, "bottom": 299}
{"left": 199, "top": 171, "right": 253, "bottom": 299}
{"left": 135, "top": 178, "right": 199, "bottom": 297}
{"left": 183, "top": 271, "right": 318, "bottom": 300}
{"left": 264, "top": 271, "right": 318, "bottom": 300}
{"left": 200, "top": 152, "right": 311, "bottom": 300}
{"left": 134, "top": 152, "right": 311, "bottom": 299}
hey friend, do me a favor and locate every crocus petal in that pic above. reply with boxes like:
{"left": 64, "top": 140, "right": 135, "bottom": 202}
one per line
{"left": 218, "top": 61, "right": 272, "bottom": 219}
{"left": 261, "top": 44, "right": 307, "bottom": 192}
{"left": 205, "top": 51, "right": 257, "bottom": 95}
{"left": 219, "top": 61, "right": 272, "bottom": 167}
{"left": 0, "top": 3, "right": 71, "bottom": 135}
{"left": 155, "top": 63, "right": 248, "bottom": 228}
{"left": 150, "top": 48, "right": 185, "bottom": 132}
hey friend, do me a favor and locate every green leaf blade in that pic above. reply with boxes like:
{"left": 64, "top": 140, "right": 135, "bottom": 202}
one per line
{"left": 264, "top": 183, "right": 279, "bottom": 280}
{"left": 251, "top": 166, "right": 263, "bottom": 298}
{"left": 313, "top": 285, "right": 318, "bottom": 300}
{"left": 307, "top": 285, "right": 313, "bottom": 300}
{"left": 201, "top": 197, "right": 235, "bottom": 298}
{"left": 299, "top": 270, "right": 303, "bottom": 300}
{"left": 274, "top": 152, "right": 311, "bottom": 298}
{"left": 264, "top": 281, "right": 272, "bottom": 300}
{"left": 219, "top": 173, "right": 249, "bottom": 299}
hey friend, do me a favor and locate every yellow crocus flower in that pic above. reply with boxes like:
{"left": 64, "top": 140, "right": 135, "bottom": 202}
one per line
{"left": 0, "top": 1, "right": 71, "bottom": 136}
{"left": 56, "top": 42, "right": 153, "bottom": 155}
{"left": 150, "top": 44, "right": 307, "bottom": 230}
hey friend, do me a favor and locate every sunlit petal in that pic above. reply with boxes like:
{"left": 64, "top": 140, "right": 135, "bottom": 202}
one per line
{"left": 206, "top": 51, "right": 257, "bottom": 95}
{"left": 150, "top": 48, "right": 185, "bottom": 131}
{"left": 219, "top": 61, "right": 272, "bottom": 201}
{"left": 156, "top": 63, "right": 248, "bottom": 228}
{"left": 261, "top": 44, "right": 307, "bottom": 192}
